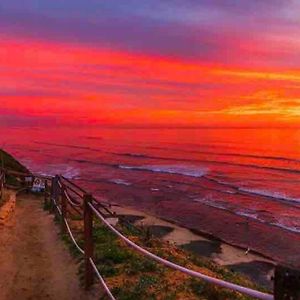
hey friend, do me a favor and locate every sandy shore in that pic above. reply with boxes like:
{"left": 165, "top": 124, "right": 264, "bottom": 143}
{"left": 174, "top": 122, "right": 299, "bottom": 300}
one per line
{"left": 111, "top": 204, "right": 275, "bottom": 288}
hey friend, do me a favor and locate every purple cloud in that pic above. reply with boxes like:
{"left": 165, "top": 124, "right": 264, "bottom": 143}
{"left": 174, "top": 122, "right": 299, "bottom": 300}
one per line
{"left": 0, "top": 0, "right": 299, "bottom": 67}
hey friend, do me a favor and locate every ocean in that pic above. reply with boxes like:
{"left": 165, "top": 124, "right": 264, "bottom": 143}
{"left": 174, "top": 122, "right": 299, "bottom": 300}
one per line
{"left": 1, "top": 126, "right": 299, "bottom": 261}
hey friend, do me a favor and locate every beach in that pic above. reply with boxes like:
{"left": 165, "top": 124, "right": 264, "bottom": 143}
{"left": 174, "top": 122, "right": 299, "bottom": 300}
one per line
{"left": 110, "top": 204, "right": 275, "bottom": 288}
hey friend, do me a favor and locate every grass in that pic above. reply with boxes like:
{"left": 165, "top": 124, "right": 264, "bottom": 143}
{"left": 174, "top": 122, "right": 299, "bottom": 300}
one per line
{"left": 52, "top": 211, "right": 269, "bottom": 300}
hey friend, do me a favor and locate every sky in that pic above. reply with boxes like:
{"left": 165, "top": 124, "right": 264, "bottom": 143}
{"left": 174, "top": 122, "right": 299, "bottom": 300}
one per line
{"left": 1, "top": 0, "right": 300, "bottom": 127}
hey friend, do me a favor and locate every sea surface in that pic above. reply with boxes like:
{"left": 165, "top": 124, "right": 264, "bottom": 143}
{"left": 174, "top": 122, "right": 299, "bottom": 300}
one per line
{"left": 1, "top": 126, "right": 300, "bottom": 238}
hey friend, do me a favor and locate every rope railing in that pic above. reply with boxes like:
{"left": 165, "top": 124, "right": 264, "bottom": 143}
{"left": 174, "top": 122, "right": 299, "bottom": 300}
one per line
{"left": 65, "top": 184, "right": 84, "bottom": 198}
{"left": 58, "top": 180, "right": 63, "bottom": 189}
{"left": 63, "top": 216, "right": 84, "bottom": 254}
{"left": 67, "top": 203, "right": 83, "bottom": 217}
{"left": 52, "top": 196, "right": 62, "bottom": 216}
{"left": 61, "top": 175, "right": 87, "bottom": 194}
{"left": 89, "top": 202, "right": 274, "bottom": 300}
{"left": 63, "top": 189, "right": 82, "bottom": 208}
{"left": 49, "top": 182, "right": 116, "bottom": 299}
{"left": 89, "top": 258, "right": 116, "bottom": 300}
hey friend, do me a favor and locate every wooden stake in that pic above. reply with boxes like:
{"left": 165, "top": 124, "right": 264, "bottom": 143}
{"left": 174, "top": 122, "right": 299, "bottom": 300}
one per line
{"left": 84, "top": 193, "right": 94, "bottom": 290}
{"left": 61, "top": 186, "right": 67, "bottom": 234}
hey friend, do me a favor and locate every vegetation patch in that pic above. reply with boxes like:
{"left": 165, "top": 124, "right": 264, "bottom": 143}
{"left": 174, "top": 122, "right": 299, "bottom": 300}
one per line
{"left": 56, "top": 212, "right": 269, "bottom": 300}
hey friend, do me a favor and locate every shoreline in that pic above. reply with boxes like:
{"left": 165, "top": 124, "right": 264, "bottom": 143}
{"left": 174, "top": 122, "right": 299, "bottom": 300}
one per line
{"left": 99, "top": 181, "right": 300, "bottom": 270}
{"left": 110, "top": 203, "right": 275, "bottom": 288}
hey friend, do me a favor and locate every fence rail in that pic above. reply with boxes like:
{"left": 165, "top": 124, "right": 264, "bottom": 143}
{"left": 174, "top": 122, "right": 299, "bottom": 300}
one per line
{"left": 2, "top": 168, "right": 299, "bottom": 299}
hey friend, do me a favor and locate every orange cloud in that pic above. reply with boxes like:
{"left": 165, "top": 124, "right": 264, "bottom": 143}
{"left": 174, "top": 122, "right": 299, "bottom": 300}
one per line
{"left": 1, "top": 35, "right": 300, "bottom": 127}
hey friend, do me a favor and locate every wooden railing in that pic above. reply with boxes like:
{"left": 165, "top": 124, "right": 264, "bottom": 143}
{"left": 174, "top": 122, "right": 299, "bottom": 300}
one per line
{"left": 2, "top": 168, "right": 300, "bottom": 299}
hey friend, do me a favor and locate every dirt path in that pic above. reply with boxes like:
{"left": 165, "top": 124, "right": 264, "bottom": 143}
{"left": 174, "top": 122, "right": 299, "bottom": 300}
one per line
{"left": 0, "top": 192, "right": 97, "bottom": 300}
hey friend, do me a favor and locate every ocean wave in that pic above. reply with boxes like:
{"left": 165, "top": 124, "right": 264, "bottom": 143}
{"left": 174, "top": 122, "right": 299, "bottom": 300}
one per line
{"left": 71, "top": 159, "right": 119, "bottom": 168}
{"left": 34, "top": 141, "right": 102, "bottom": 152}
{"left": 235, "top": 211, "right": 259, "bottom": 220}
{"left": 35, "top": 164, "right": 80, "bottom": 179}
{"left": 84, "top": 136, "right": 103, "bottom": 140}
{"left": 119, "top": 164, "right": 208, "bottom": 178}
{"left": 200, "top": 151, "right": 300, "bottom": 164}
{"left": 194, "top": 197, "right": 300, "bottom": 233}
{"left": 112, "top": 152, "right": 149, "bottom": 158}
{"left": 193, "top": 198, "right": 229, "bottom": 210}
{"left": 238, "top": 187, "right": 300, "bottom": 205}
{"left": 109, "top": 179, "right": 132, "bottom": 186}
{"left": 112, "top": 151, "right": 300, "bottom": 175}
{"left": 270, "top": 222, "right": 300, "bottom": 233}
{"left": 115, "top": 147, "right": 300, "bottom": 164}
{"left": 204, "top": 176, "right": 300, "bottom": 206}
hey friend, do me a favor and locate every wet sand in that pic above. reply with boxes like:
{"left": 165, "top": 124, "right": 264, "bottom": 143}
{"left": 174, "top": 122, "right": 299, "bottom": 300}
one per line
{"left": 98, "top": 181, "right": 300, "bottom": 271}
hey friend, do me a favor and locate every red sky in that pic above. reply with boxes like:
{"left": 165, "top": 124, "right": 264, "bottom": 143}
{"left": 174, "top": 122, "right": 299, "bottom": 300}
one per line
{"left": 1, "top": 1, "right": 300, "bottom": 127}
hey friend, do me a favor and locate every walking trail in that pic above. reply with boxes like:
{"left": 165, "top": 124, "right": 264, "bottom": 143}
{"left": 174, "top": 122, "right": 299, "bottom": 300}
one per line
{"left": 0, "top": 191, "right": 97, "bottom": 300}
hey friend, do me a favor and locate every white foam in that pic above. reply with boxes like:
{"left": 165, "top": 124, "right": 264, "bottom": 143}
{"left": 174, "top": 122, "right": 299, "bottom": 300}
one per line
{"left": 194, "top": 198, "right": 300, "bottom": 234}
{"left": 193, "top": 197, "right": 228, "bottom": 210}
{"left": 109, "top": 179, "right": 132, "bottom": 186}
{"left": 235, "top": 211, "right": 259, "bottom": 220}
{"left": 270, "top": 222, "right": 300, "bottom": 233}
{"left": 37, "top": 164, "right": 80, "bottom": 179}
{"left": 239, "top": 187, "right": 300, "bottom": 204}
{"left": 119, "top": 164, "right": 208, "bottom": 178}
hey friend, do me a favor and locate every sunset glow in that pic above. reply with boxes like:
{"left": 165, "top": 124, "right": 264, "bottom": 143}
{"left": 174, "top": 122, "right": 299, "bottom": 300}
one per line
{"left": 1, "top": 1, "right": 300, "bottom": 127}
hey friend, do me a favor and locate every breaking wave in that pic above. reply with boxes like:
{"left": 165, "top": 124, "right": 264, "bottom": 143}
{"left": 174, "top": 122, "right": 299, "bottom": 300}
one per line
{"left": 112, "top": 151, "right": 300, "bottom": 175}
{"left": 238, "top": 187, "right": 300, "bottom": 205}
{"left": 35, "top": 164, "right": 80, "bottom": 179}
{"left": 109, "top": 179, "right": 132, "bottom": 186}
{"left": 119, "top": 164, "right": 208, "bottom": 178}
{"left": 204, "top": 176, "right": 300, "bottom": 206}
{"left": 194, "top": 197, "right": 300, "bottom": 233}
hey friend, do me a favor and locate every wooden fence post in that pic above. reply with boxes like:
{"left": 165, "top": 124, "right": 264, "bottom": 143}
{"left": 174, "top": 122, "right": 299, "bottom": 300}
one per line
{"left": 61, "top": 186, "right": 67, "bottom": 234}
{"left": 274, "top": 265, "right": 300, "bottom": 299}
{"left": 84, "top": 193, "right": 94, "bottom": 290}
{"left": 50, "top": 176, "right": 58, "bottom": 213}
